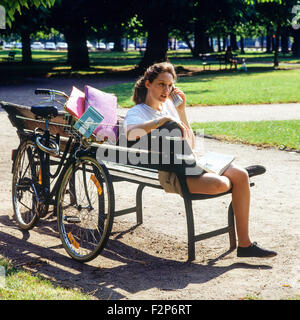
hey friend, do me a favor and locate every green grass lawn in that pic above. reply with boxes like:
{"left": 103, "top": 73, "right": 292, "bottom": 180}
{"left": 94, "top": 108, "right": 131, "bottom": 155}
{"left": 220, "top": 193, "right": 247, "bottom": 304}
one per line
{"left": 178, "top": 68, "right": 300, "bottom": 106}
{"left": 191, "top": 120, "right": 300, "bottom": 150}
{"left": 102, "top": 68, "right": 300, "bottom": 107}
{"left": 0, "top": 257, "right": 93, "bottom": 300}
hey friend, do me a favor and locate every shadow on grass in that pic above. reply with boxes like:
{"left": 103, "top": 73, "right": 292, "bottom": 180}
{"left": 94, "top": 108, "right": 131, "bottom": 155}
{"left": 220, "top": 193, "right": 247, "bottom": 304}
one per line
{"left": 0, "top": 61, "right": 140, "bottom": 85}
{"left": 175, "top": 64, "right": 295, "bottom": 84}
{"left": 0, "top": 53, "right": 297, "bottom": 86}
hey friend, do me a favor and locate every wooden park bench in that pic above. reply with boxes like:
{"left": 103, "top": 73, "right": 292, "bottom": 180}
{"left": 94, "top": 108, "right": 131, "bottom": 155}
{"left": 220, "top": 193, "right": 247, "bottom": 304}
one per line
{"left": 199, "top": 53, "right": 220, "bottom": 70}
{"left": 2, "top": 51, "right": 17, "bottom": 62}
{"left": 1, "top": 100, "right": 266, "bottom": 261}
{"left": 199, "top": 53, "right": 241, "bottom": 70}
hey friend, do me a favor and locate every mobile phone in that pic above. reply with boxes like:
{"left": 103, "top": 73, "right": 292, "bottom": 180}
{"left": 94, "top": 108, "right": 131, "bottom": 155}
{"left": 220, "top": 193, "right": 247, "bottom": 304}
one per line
{"left": 169, "top": 87, "right": 183, "bottom": 107}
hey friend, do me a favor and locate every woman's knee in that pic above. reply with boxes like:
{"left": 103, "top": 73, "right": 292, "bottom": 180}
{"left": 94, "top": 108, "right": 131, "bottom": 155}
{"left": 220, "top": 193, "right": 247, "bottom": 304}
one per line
{"left": 213, "top": 176, "right": 232, "bottom": 194}
{"left": 224, "top": 164, "right": 249, "bottom": 184}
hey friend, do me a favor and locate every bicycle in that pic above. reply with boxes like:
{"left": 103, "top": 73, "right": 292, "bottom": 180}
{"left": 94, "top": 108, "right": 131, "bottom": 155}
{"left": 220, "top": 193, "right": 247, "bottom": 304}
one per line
{"left": 11, "top": 88, "right": 115, "bottom": 262}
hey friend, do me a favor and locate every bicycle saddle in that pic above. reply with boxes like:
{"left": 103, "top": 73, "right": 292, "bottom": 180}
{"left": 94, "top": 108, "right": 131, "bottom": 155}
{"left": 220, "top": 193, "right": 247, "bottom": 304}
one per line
{"left": 31, "top": 105, "right": 58, "bottom": 118}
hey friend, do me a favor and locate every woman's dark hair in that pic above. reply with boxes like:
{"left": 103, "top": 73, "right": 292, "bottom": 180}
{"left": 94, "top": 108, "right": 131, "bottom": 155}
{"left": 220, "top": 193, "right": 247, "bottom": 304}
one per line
{"left": 132, "top": 62, "right": 177, "bottom": 104}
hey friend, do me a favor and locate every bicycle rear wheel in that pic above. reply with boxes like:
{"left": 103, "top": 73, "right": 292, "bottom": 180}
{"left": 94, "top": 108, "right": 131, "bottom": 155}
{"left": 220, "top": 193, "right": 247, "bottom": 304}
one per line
{"left": 12, "top": 140, "right": 41, "bottom": 230}
{"left": 56, "top": 156, "right": 114, "bottom": 262}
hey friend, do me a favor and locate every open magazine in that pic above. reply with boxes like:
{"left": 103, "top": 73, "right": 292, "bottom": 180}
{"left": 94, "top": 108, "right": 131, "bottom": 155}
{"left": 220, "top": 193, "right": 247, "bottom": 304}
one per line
{"left": 196, "top": 152, "right": 235, "bottom": 175}
{"left": 176, "top": 151, "right": 235, "bottom": 175}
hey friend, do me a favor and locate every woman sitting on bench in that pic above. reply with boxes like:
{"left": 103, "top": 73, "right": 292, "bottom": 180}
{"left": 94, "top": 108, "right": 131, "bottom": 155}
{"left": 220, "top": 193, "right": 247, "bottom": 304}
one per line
{"left": 123, "top": 62, "right": 277, "bottom": 259}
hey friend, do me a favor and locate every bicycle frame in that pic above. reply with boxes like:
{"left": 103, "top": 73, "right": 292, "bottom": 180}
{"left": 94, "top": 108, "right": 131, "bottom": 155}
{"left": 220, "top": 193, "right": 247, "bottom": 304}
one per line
{"left": 35, "top": 133, "right": 97, "bottom": 210}
{"left": 38, "top": 135, "right": 74, "bottom": 207}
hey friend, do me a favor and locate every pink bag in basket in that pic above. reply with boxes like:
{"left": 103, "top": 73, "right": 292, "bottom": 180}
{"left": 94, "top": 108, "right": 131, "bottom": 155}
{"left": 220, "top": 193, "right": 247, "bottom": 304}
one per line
{"left": 84, "top": 85, "right": 118, "bottom": 142}
{"left": 64, "top": 86, "right": 85, "bottom": 119}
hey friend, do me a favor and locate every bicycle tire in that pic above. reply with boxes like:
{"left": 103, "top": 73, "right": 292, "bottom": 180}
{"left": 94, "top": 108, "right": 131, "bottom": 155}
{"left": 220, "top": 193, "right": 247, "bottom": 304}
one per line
{"left": 55, "top": 156, "right": 115, "bottom": 262}
{"left": 12, "top": 140, "right": 41, "bottom": 230}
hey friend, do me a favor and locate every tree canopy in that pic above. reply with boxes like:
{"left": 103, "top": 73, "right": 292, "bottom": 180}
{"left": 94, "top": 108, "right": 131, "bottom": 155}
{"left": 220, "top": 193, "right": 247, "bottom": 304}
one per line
{"left": 1, "top": 0, "right": 299, "bottom": 69}
{"left": 0, "top": 0, "right": 56, "bottom": 28}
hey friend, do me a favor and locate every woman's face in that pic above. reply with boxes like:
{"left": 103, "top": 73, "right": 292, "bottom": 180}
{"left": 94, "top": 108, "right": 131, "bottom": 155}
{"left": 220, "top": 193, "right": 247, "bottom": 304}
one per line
{"left": 145, "top": 72, "right": 174, "bottom": 103}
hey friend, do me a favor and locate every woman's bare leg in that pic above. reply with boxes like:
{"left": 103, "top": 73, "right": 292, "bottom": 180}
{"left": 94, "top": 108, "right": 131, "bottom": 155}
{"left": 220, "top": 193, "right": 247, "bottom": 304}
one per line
{"left": 222, "top": 164, "right": 251, "bottom": 247}
{"left": 186, "top": 163, "right": 251, "bottom": 247}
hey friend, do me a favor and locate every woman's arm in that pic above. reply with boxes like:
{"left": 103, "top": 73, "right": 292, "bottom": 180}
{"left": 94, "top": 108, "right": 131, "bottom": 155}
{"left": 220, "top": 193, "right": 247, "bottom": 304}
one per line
{"left": 126, "top": 116, "right": 186, "bottom": 141}
{"left": 172, "top": 87, "right": 196, "bottom": 150}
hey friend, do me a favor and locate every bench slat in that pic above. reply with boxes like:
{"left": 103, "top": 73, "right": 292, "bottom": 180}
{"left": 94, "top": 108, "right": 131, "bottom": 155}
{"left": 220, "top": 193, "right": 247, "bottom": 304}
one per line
{"left": 105, "top": 164, "right": 162, "bottom": 187}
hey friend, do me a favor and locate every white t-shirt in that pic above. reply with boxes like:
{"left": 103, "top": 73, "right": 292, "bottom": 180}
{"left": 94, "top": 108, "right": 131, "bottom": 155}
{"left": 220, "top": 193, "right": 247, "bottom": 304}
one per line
{"left": 123, "top": 99, "right": 180, "bottom": 133}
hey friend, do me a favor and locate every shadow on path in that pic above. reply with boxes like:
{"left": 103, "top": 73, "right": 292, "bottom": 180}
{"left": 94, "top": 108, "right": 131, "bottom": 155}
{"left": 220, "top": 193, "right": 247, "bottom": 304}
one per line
{"left": 0, "top": 214, "right": 272, "bottom": 300}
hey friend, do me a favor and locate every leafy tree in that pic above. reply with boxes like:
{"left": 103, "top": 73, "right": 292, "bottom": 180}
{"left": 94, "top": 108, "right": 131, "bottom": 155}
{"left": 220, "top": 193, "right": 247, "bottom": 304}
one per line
{"left": 86, "top": 1, "right": 137, "bottom": 52}
{"left": 173, "top": 0, "right": 249, "bottom": 57}
{"left": 248, "top": 0, "right": 300, "bottom": 64}
{"left": 0, "top": 0, "right": 56, "bottom": 27}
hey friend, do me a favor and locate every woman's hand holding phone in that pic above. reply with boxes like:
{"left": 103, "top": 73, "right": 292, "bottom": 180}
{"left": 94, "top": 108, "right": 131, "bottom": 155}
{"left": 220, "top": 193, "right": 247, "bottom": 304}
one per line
{"left": 169, "top": 86, "right": 185, "bottom": 110}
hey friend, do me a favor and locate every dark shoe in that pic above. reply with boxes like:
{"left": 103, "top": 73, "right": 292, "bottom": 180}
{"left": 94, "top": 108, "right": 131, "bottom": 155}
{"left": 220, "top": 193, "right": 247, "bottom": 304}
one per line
{"left": 237, "top": 242, "right": 277, "bottom": 258}
{"left": 245, "top": 165, "right": 266, "bottom": 178}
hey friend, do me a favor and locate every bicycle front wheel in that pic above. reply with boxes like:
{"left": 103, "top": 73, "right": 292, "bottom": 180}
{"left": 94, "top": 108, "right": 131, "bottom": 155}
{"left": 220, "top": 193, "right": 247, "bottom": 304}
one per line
{"left": 56, "top": 156, "right": 114, "bottom": 262}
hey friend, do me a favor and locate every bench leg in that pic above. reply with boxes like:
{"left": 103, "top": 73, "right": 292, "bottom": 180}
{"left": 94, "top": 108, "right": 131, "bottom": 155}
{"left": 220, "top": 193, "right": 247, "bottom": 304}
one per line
{"left": 184, "top": 197, "right": 195, "bottom": 261}
{"left": 228, "top": 202, "right": 236, "bottom": 250}
{"left": 136, "top": 184, "right": 145, "bottom": 225}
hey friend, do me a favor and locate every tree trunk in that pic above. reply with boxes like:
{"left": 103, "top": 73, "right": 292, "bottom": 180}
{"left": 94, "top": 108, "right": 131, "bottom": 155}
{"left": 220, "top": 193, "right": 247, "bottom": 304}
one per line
{"left": 222, "top": 36, "right": 227, "bottom": 51}
{"left": 266, "top": 25, "right": 272, "bottom": 53}
{"left": 266, "top": 35, "right": 272, "bottom": 53}
{"left": 217, "top": 36, "right": 221, "bottom": 52}
{"left": 137, "top": 23, "right": 169, "bottom": 73}
{"left": 193, "top": 20, "right": 210, "bottom": 56}
{"left": 274, "top": 26, "right": 280, "bottom": 68}
{"left": 240, "top": 37, "right": 245, "bottom": 54}
{"left": 292, "top": 29, "right": 300, "bottom": 57}
{"left": 21, "top": 30, "right": 32, "bottom": 64}
{"left": 64, "top": 20, "right": 89, "bottom": 70}
{"left": 209, "top": 37, "right": 214, "bottom": 52}
{"left": 281, "top": 30, "right": 289, "bottom": 54}
{"left": 112, "top": 34, "right": 123, "bottom": 52}
{"left": 260, "top": 35, "right": 264, "bottom": 51}
{"left": 230, "top": 33, "right": 239, "bottom": 50}
{"left": 182, "top": 32, "right": 194, "bottom": 56}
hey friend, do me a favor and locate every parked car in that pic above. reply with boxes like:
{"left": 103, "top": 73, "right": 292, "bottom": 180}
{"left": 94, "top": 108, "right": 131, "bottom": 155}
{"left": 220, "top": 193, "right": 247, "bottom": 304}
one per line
{"left": 56, "top": 42, "right": 68, "bottom": 50}
{"left": 177, "top": 41, "right": 189, "bottom": 49}
{"left": 45, "top": 42, "right": 56, "bottom": 50}
{"left": 86, "top": 41, "right": 95, "bottom": 50}
{"left": 3, "top": 42, "right": 14, "bottom": 49}
{"left": 107, "top": 42, "right": 114, "bottom": 50}
{"left": 31, "top": 42, "right": 44, "bottom": 50}
{"left": 96, "top": 42, "right": 106, "bottom": 50}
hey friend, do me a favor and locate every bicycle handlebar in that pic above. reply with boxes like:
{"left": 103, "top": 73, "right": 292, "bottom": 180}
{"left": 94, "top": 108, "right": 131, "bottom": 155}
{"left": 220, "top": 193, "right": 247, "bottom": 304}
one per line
{"left": 35, "top": 88, "right": 69, "bottom": 99}
{"left": 35, "top": 88, "right": 51, "bottom": 95}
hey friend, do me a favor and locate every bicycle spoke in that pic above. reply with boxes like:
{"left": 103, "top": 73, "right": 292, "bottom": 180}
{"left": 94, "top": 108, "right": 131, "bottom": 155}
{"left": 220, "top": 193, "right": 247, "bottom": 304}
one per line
{"left": 18, "top": 200, "right": 33, "bottom": 212}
